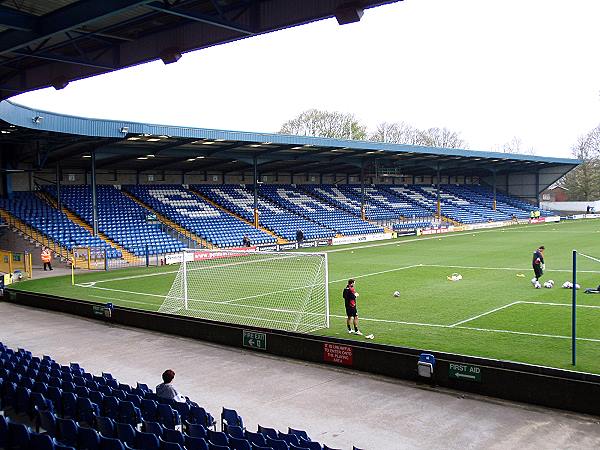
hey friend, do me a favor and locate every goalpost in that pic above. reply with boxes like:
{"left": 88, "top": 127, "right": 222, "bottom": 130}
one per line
{"left": 159, "top": 249, "right": 329, "bottom": 333}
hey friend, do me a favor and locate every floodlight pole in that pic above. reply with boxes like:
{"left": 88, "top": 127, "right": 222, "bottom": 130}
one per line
{"left": 572, "top": 249, "right": 577, "bottom": 366}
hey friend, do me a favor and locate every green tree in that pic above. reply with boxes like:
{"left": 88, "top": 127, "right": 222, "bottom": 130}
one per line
{"left": 279, "top": 109, "right": 367, "bottom": 140}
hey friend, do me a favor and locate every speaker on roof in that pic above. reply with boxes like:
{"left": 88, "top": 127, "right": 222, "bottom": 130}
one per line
{"left": 335, "top": 4, "right": 364, "bottom": 25}
{"left": 160, "top": 47, "right": 182, "bottom": 65}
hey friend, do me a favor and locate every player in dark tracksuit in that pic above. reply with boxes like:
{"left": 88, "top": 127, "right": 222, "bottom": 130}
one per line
{"left": 532, "top": 246, "right": 545, "bottom": 283}
{"left": 343, "top": 278, "right": 362, "bottom": 335}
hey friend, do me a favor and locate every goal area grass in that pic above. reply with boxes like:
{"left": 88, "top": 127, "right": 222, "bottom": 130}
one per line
{"left": 11, "top": 219, "right": 600, "bottom": 374}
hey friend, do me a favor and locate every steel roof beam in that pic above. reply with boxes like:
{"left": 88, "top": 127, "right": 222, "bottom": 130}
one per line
{"left": 11, "top": 50, "right": 115, "bottom": 70}
{"left": 0, "top": 0, "right": 155, "bottom": 54}
{"left": 146, "top": 2, "right": 254, "bottom": 35}
{"left": 0, "top": 6, "right": 36, "bottom": 32}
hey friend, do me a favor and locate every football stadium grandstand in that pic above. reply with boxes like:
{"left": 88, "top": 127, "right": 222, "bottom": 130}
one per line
{"left": 1, "top": 1, "right": 598, "bottom": 448}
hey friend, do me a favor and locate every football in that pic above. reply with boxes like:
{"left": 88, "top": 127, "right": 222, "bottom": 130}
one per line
{"left": 393, "top": 291, "right": 400, "bottom": 297}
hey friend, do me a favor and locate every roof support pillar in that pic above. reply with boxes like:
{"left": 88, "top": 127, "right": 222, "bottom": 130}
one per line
{"left": 436, "top": 167, "right": 441, "bottom": 219}
{"left": 360, "top": 162, "right": 366, "bottom": 221}
{"left": 135, "top": 170, "right": 140, "bottom": 185}
{"left": 253, "top": 156, "right": 259, "bottom": 228}
{"left": 0, "top": 146, "right": 14, "bottom": 198}
{"left": 535, "top": 171, "right": 540, "bottom": 207}
{"left": 492, "top": 170, "right": 497, "bottom": 211}
{"left": 91, "top": 149, "right": 98, "bottom": 237}
{"left": 56, "top": 162, "right": 61, "bottom": 212}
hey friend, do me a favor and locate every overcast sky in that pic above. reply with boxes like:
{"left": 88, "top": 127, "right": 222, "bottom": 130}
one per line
{"left": 12, "top": 0, "right": 600, "bottom": 158}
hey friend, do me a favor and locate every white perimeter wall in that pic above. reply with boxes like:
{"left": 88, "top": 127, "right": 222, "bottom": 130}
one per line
{"left": 541, "top": 200, "right": 600, "bottom": 212}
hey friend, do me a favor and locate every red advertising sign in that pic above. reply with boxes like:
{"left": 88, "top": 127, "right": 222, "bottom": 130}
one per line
{"left": 323, "top": 343, "right": 353, "bottom": 366}
{"left": 528, "top": 218, "right": 546, "bottom": 224}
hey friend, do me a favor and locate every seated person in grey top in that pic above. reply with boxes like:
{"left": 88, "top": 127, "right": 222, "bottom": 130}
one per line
{"left": 156, "top": 369, "right": 186, "bottom": 403}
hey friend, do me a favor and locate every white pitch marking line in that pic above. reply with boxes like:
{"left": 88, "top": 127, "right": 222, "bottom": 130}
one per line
{"left": 449, "top": 302, "right": 521, "bottom": 327}
{"left": 331, "top": 313, "right": 600, "bottom": 343}
{"left": 84, "top": 289, "right": 600, "bottom": 343}
{"left": 329, "top": 314, "right": 448, "bottom": 329}
{"left": 324, "top": 220, "right": 561, "bottom": 254}
{"left": 521, "top": 301, "right": 600, "bottom": 310}
{"left": 455, "top": 324, "right": 600, "bottom": 344}
{"left": 330, "top": 264, "right": 420, "bottom": 283}
{"left": 86, "top": 253, "right": 305, "bottom": 285}
{"left": 421, "top": 264, "right": 600, "bottom": 274}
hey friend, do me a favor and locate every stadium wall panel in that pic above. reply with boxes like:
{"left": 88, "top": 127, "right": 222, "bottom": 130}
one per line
{"left": 6, "top": 288, "right": 600, "bottom": 417}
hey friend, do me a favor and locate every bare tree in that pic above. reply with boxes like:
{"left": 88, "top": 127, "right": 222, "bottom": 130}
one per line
{"left": 501, "top": 136, "right": 523, "bottom": 154}
{"left": 279, "top": 109, "right": 367, "bottom": 140}
{"left": 495, "top": 136, "right": 537, "bottom": 155}
{"left": 415, "top": 127, "right": 468, "bottom": 149}
{"left": 560, "top": 125, "right": 600, "bottom": 201}
{"left": 370, "top": 122, "right": 468, "bottom": 148}
{"left": 369, "top": 121, "right": 421, "bottom": 145}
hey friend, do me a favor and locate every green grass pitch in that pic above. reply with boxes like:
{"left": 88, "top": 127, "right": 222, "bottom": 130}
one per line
{"left": 10, "top": 219, "right": 600, "bottom": 374}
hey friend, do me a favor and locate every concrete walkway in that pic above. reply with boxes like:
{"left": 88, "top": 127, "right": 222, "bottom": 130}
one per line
{"left": 1, "top": 301, "right": 599, "bottom": 449}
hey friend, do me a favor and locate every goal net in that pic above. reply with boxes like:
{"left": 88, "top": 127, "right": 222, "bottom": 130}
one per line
{"left": 159, "top": 249, "right": 329, "bottom": 333}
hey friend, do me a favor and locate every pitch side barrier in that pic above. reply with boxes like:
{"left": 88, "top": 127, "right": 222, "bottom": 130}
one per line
{"left": 5, "top": 288, "right": 600, "bottom": 417}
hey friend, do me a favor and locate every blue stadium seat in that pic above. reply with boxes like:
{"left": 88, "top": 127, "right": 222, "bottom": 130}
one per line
{"left": 56, "top": 417, "right": 79, "bottom": 447}
{"left": 244, "top": 430, "right": 267, "bottom": 447}
{"left": 143, "top": 420, "right": 164, "bottom": 436}
{"left": 95, "top": 415, "right": 116, "bottom": 439}
{"left": 135, "top": 430, "right": 160, "bottom": 450}
{"left": 162, "top": 427, "right": 185, "bottom": 446}
{"left": 299, "top": 437, "right": 322, "bottom": 450}
{"left": 221, "top": 407, "right": 244, "bottom": 430}
{"left": 257, "top": 425, "right": 278, "bottom": 440}
{"left": 186, "top": 422, "right": 207, "bottom": 439}
{"left": 266, "top": 435, "right": 289, "bottom": 450}
{"left": 225, "top": 424, "right": 245, "bottom": 439}
{"left": 115, "top": 422, "right": 136, "bottom": 447}
{"left": 288, "top": 427, "right": 310, "bottom": 442}
{"left": 98, "top": 434, "right": 127, "bottom": 450}
{"left": 184, "top": 434, "right": 208, "bottom": 450}
{"left": 207, "top": 429, "right": 229, "bottom": 447}
{"left": 77, "top": 426, "right": 101, "bottom": 450}
{"left": 7, "top": 421, "right": 31, "bottom": 450}
{"left": 124, "top": 185, "right": 277, "bottom": 248}
{"left": 30, "top": 431, "right": 58, "bottom": 450}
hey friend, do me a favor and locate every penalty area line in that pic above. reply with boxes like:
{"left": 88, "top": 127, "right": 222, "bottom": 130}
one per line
{"left": 331, "top": 313, "right": 600, "bottom": 343}
{"left": 449, "top": 302, "right": 521, "bottom": 327}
